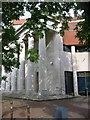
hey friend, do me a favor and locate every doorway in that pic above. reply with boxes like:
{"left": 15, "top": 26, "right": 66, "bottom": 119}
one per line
{"left": 77, "top": 72, "right": 90, "bottom": 95}
{"left": 65, "top": 71, "right": 74, "bottom": 95}
{"left": 36, "top": 72, "right": 39, "bottom": 93}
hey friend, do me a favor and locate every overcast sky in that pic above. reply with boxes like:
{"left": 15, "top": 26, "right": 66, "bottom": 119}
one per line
{"left": 20, "top": 8, "right": 75, "bottom": 19}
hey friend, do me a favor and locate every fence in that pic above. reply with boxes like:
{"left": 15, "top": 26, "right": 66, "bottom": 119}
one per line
{"left": 2, "top": 101, "right": 68, "bottom": 120}
{"left": 2, "top": 101, "right": 31, "bottom": 120}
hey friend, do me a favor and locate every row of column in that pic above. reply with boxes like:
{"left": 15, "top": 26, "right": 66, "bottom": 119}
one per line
{"left": 1, "top": 68, "right": 17, "bottom": 91}
{"left": 1, "top": 32, "right": 79, "bottom": 96}
{"left": 26, "top": 31, "right": 47, "bottom": 94}
{"left": 1, "top": 31, "right": 47, "bottom": 94}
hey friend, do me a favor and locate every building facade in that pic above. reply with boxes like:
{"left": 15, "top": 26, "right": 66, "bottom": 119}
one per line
{"left": 1, "top": 18, "right": 90, "bottom": 98}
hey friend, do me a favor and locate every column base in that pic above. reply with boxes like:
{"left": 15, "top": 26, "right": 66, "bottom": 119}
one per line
{"left": 74, "top": 92, "right": 79, "bottom": 96}
{"left": 26, "top": 89, "right": 37, "bottom": 96}
{"left": 38, "top": 88, "right": 63, "bottom": 97}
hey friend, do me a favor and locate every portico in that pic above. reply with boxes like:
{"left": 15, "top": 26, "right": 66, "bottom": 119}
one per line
{"left": 1, "top": 19, "right": 90, "bottom": 99}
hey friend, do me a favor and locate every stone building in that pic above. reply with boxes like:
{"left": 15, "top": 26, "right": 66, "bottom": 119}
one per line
{"left": 1, "top": 18, "right": 90, "bottom": 99}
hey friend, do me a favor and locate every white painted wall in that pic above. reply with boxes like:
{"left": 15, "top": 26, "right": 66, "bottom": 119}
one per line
{"left": 46, "top": 31, "right": 66, "bottom": 95}
{"left": 45, "top": 30, "right": 90, "bottom": 95}
{"left": 61, "top": 52, "right": 72, "bottom": 71}
{"left": 46, "top": 42, "right": 54, "bottom": 92}
{"left": 38, "top": 31, "right": 48, "bottom": 96}
{"left": 76, "top": 52, "right": 90, "bottom": 71}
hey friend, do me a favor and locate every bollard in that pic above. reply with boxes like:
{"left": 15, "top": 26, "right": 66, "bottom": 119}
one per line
{"left": 10, "top": 101, "right": 13, "bottom": 120}
{"left": 85, "top": 88, "right": 88, "bottom": 97}
{"left": 27, "top": 105, "right": 30, "bottom": 120}
{"left": 54, "top": 107, "right": 68, "bottom": 120}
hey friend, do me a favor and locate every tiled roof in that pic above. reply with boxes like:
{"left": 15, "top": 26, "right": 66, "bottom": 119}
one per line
{"left": 63, "top": 30, "right": 80, "bottom": 45}
{"left": 13, "top": 19, "right": 26, "bottom": 25}
{"left": 13, "top": 18, "right": 81, "bottom": 45}
{"left": 68, "top": 22, "right": 78, "bottom": 31}
{"left": 63, "top": 20, "right": 80, "bottom": 45}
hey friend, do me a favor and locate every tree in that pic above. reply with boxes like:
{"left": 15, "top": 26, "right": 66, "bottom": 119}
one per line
{"left": 2, "top": 2, "right": 90, "bottom": 72}
{"left": 2, "top": 2, "right": 25, "bottom": 72}
{"left": 2, "top": 2, "right": 75, "bottom": 72}
{"left": 73, "top": 2, "right": 90, "bottom": 50}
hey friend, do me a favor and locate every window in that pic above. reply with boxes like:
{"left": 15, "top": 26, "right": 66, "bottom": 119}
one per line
{"left": 75, "top": 46, "right": 90, "bottom": 52}
{"left": 77, "top": 72, "right": 90, "bottom": 77}
{"left": 77, "top": 71, "right": 90, "bottom": 94}
{"left": 63, "top": 45, "right": 71, "bottom": 52}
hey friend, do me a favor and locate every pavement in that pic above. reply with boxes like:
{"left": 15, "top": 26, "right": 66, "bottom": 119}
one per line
{"left": 1, "top": 96, "right": 90, "bottom": 119}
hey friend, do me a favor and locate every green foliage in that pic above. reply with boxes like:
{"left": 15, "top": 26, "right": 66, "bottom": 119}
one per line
{"left": 2, "top": 2, "right": 75, "bottom": 72}
{"left": 2, "top": 2, "right": 25, "bottom": 72}
{"left": 2, "top": 24, "right": 20, "bottom": 72}
{"left": 0, "top": 76, "right": 7, "bottom": 82}
{"left": 2, "top": 2, "right": 25, "bottom": 26}
{"left": 2, "top": 2, "right": 90, "bottom": 71}
{"left": 28, "top": 48, "right": 39, "bottom": 63}
{"left": 73, "top": 2, "right": 90, "bottom": 48}
{"left": 25, "top": 2, "right": 74, "bottom": 36}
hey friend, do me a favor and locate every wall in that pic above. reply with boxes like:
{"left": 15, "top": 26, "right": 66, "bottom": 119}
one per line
{"left": 76, "top": 52, "right": 90, "bottom": 71}
{"left": 45, "top": 30, "right": 90, "bottom": 95}
{"left": 46, "top": 30, "right": 55, "bottom": 93}
{"left": 46, "top": 30, "right": 69, "bottom": 94}
{"left": 61, "top": 52, "right": 72, "bottom": 71}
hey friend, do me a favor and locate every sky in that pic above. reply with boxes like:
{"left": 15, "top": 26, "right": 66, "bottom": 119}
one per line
{"left": 20, "top": 11, "right": 31, "bottom": 19}
{"left": 20, "top": 8, "right": 75, "bottom": 19}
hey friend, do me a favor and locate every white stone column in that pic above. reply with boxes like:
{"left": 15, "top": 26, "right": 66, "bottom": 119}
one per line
{"left": 71, "top": 46, "right": 78, "bottom": 96}
{"left": 51, "top": 32, "right": 62, "bottom": 95}
{"left": 6, "top": 73, "right": 11, "bottom": 91}
{"left": 26, "top": 36, "right": 35, "bottom": 94}
{"left": 17, "top": 60, "right": 25, "bottom": 92}
{"left": 17, "top": 40, "right": 25, "bottom": 93}
{"left": 20, "top": 42, "right": 25, "bottom": 63}
{"left": 0, "top": 90, "right": 2, "bottom": 119}
{"left": 59, "top": 36, "right": 65, "bottom": 95}
{"left": 1, "top": 80, "right": 5, "bottom": 91}
{"left": 11, "top": 68, "right": 17, "bottom": 91}
{"left": 39, "top": 31, "right": 47, "bottom": 95}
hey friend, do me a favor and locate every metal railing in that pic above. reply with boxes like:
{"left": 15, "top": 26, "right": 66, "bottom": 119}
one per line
{"left": 2, "top": 101, "right": 31, "bottom": 120}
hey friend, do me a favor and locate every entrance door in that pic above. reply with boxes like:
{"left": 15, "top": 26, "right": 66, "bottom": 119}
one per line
{"left": 65, "top": 71, "right": 74, "bottom": 95}
{"left": 77, "top": 72, "right": 90, "bottom": 95}
{"left": 78, "top": 77, "right": 85, "bottom": 94}
{"left": 87, "top": 77, "right": 90, "bottom": 94}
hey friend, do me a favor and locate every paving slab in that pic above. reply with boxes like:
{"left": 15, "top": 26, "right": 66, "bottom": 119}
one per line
{"left": 2, "top": 96, "right": 89, "bottom": 119}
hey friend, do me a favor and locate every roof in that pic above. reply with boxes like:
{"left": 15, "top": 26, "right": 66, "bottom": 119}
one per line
{"left": 13, "top": 18, "right": 81, "bottom": 45}
{"left": 13, "top": 19, "right": 26, "bottom": 25}
{"left": 63, "top": 31, "right": 80, "bottom": 45}
{"left": 63, "top": 21, "right": 80, "bottom": 45}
